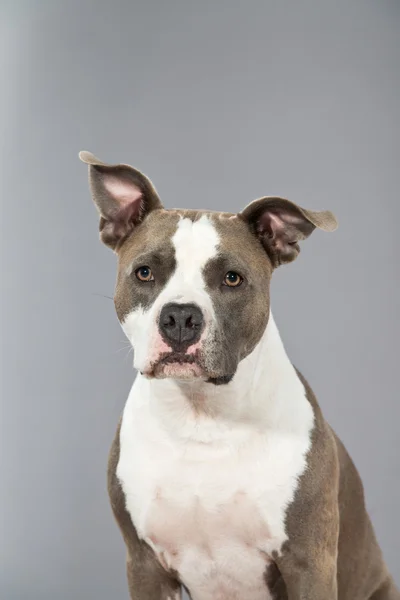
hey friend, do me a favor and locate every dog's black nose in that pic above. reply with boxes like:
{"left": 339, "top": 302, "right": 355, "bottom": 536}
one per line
{"left": 159, "top": 303, "right": 204, "bottom": 349}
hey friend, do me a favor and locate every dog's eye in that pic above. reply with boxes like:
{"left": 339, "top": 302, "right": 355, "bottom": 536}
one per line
{"left": 223, "top": 271, "right": 243, "bottom": 287}
{"left": 135, "top": 266, "right": 154, "bottom": 282}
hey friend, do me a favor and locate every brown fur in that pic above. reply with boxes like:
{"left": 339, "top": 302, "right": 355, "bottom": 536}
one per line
{"left": 268, "top": 369, "right": 398, "bottom": 599}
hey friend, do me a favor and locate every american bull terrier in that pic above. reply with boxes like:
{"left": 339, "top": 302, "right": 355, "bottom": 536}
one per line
{"left": 80, "top": 151, "right": 398, "bottom": 600}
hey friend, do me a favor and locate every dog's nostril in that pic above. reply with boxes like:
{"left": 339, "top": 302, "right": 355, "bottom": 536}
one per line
{"left": 164, "top": 315, "right": 175, "bottom": 328}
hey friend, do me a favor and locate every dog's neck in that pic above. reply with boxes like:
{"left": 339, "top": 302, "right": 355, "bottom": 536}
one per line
{"left": 133, "top": 313, "right": 308, "bottom": 444}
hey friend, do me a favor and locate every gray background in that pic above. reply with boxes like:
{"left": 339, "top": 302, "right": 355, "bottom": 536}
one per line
{"left": 1, "top": 0, "right": 399, "bottom": 598}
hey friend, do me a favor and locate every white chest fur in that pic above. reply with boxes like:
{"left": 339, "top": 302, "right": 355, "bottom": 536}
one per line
{"left": 117, "top": 318, "right": 314, "bottom": 600}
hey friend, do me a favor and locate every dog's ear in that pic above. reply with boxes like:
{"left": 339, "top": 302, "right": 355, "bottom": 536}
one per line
{"left": 239, "top": 197, "right": 337, "bottom": 267}
{"left": 79, "top": 151, "right": 163, "bottom": 250}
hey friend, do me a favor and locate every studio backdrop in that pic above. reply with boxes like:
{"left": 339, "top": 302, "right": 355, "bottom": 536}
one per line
{"left": 1, "top": 1, "right": 399, "bottom": 598}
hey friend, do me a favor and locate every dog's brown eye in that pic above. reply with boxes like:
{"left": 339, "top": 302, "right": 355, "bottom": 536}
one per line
{"left": 223, "top": 271, "right": 243, "bottom": 287}
{"left": 135, "top": 266, "right": 154, "bottom": 282}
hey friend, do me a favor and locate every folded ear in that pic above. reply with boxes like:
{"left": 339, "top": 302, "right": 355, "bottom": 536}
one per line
{"left": 79, "top": 151, "right": 163, "bottom": 250}
{"left": 239, "top": 197, "right": 338, "bottom": 267}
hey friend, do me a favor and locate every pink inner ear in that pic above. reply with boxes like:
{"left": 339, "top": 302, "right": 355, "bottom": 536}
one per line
{"left": 103, "top": 174, "right": 142, "bottom": 208}
{"left": 258, "top": 210, "right": 304, "bottom": 237}
{"left": 258, "top": 211, "right": 285, "bottom": 237}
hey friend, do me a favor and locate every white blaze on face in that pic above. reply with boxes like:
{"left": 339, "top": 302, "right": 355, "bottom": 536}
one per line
{"left": 121, "top": 215, "right": 220, "bottom": 373}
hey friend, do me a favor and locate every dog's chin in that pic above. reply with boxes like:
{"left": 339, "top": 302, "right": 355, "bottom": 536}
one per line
{"left": 154, "top": 361, "right": 204, "bottom": 380}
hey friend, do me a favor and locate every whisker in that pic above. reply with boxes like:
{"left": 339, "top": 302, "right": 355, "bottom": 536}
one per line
{"left": 114, "top": 345, "right": 132, "bottom": 354}
{"left": 122, "top": 346, "right": 134, "bottom": 364}
{"left": 91, "top": 293, "right": 114, "bottom": 301}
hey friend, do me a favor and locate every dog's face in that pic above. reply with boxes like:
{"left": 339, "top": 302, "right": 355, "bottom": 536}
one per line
{"left": 113, "top": 208, "right": 274, "bottom": 384}
{"left": 80, "top": 151, "right": 337, "bottom": 384}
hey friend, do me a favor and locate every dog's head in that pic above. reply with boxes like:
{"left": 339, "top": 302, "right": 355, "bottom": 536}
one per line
{"left": 80, "top": 151, "right": 337, "bottom": 384}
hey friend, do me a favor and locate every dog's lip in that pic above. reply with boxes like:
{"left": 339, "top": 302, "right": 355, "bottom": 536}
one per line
{"left": 158, "top": 351, "right": 200, "bottom": 365}
{"left": 142, "top": 355, "right": 231, "bottom": 383}
{"left": 143, "top": 350, "right": 205, "bottom": 379}
{"left": 161, "top": 356, "right": 197, "bottom": 365}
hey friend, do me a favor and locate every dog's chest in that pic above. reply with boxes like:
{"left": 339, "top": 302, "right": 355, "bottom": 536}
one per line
{"left": 117, "top": 396, "right": 312, "bottom": 600}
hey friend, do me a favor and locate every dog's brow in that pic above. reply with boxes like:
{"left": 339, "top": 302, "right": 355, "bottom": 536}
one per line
{"left": 127, "top": 250, "right": 170, "bottom": 275}
{"left": 131, "top": 250, "right": 163, "bottom": 265}
{"left": 207, "top": 252, "right": 249, "bottom": 273}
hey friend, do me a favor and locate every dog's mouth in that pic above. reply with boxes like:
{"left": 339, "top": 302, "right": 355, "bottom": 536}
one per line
{"left": 145, "top": 351, "right": 205, "bottom": 380}
{"left": 142, "top": 350, "right": 236, "bottom": 385}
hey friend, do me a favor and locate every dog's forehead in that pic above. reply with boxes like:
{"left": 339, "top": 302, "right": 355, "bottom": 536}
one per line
{"left": 117, "top": 208, "right": 266, "bottom": 269}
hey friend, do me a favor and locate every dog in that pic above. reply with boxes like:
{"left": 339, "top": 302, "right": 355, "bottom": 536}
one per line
{"left": 80, "top": 150, "right": 398, "bottom": 600}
